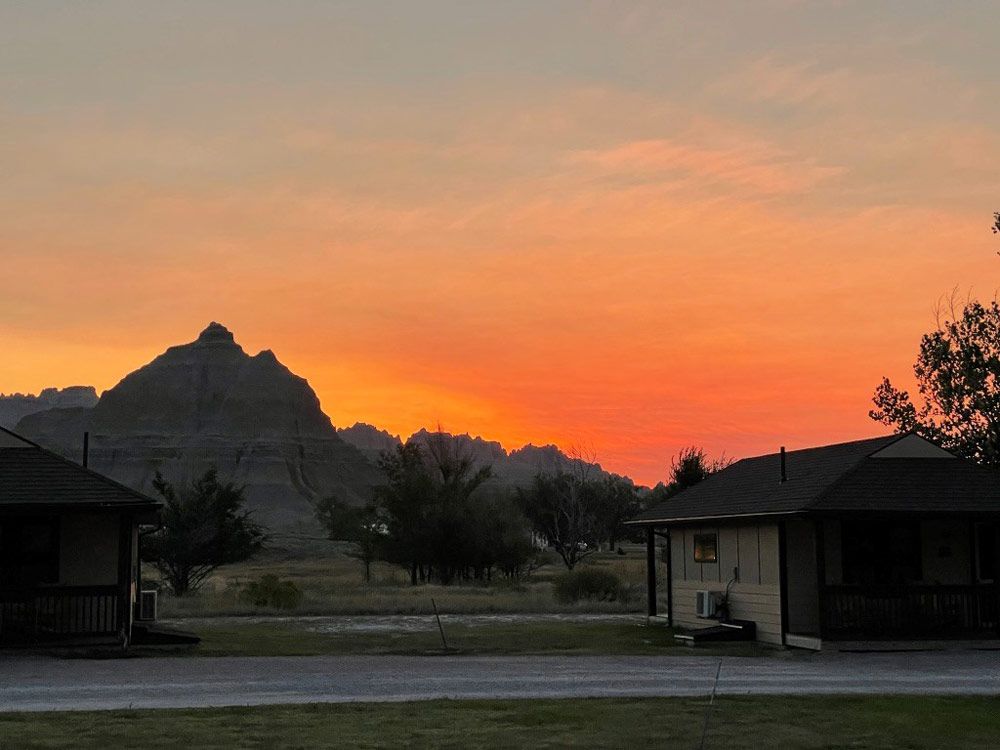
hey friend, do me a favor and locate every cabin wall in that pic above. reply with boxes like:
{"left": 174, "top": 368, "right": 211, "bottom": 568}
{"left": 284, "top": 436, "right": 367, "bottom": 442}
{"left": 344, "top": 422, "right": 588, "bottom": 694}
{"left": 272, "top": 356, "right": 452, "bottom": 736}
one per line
{"left": 821, "top": 518, "right": 971, "bottom": 586}
{"left": 921, "top": 519, "right": 971, "bottom": 585}
{"left": 669, "top": 523, "right": 783, "bottom": 645}
{"left": 784, "top": 519, "right": 819, "bottom": 634}
{"left": 59, "top": 512, "right": 119, "bottom": 586}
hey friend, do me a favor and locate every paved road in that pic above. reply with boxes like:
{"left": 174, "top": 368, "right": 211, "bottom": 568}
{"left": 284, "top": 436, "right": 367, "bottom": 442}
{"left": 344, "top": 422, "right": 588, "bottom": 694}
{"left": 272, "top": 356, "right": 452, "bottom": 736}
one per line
{"left": 2, "top": 652, "right": 1000, "bottom": 712}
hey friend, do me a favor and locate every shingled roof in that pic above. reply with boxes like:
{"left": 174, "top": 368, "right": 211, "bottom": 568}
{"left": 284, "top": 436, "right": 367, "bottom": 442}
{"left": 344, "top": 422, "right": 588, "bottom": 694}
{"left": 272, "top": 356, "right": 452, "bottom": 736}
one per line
{"left": 0, "top": 427, "right": 159, "bottom": 511}
{"left": 631, "top": 434, "right": 1000, "bottom": 524}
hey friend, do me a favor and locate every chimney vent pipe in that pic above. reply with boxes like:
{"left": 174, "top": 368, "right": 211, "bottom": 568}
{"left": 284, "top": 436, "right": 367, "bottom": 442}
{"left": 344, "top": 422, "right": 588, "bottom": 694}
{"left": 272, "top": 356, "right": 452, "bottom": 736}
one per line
{"left": 779, "top": 446, "right": 787, "bottom": 483}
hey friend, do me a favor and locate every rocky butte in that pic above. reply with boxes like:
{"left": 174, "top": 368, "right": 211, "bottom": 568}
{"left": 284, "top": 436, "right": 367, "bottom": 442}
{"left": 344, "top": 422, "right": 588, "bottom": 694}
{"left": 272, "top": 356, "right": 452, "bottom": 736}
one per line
{"left": 0, "top": 386, "right": 98, "bottom": 429}
{"left": 16, "top": 323, "right": 381, "bottom": 528}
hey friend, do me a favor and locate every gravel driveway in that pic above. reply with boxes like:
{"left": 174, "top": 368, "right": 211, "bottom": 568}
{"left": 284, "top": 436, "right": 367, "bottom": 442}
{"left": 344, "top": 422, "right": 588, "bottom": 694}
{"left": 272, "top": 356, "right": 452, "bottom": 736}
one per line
{"left": 3, "top": 651, "right": 1000, "bottom": 712}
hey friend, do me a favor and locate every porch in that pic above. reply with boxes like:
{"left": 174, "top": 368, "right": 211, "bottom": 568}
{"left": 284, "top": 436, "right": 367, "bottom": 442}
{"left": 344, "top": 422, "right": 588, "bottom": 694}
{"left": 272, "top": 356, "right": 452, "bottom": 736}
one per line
{"left": 787, "top": 516, "right": 1000, "bottom": 642}
{"left": 0, "top": 585, "right": 122, "bottom": 644}
{"left": 822, "top": 584, "right": 1000, "bottom": 639}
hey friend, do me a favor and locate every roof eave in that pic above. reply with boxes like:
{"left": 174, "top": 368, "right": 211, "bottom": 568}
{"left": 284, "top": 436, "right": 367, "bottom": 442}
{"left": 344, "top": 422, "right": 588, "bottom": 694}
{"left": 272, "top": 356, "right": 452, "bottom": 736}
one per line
{"left": 626, "top": 509, "right": 806, "bottom": 526}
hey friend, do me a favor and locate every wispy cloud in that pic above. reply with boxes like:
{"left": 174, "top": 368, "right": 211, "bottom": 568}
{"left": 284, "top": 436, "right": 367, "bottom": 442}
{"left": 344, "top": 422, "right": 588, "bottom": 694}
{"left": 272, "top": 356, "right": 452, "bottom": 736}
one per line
{"left": 568, "top": 135, "right": 845, "bottom": 195}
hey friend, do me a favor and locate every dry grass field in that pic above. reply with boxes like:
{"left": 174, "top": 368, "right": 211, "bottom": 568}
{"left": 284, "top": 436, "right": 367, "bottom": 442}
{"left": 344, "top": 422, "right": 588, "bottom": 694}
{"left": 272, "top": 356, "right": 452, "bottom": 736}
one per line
{"left": 150, "top": 541, "right": 650, "bottom": 618}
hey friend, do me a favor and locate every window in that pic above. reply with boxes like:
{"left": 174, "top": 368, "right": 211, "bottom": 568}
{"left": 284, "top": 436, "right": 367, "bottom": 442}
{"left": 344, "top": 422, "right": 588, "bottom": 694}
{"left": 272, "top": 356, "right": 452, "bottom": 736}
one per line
{"left": 841, "top": 521, "right": 922, "bottom": 585}
{"left": 975, "top": 523, "right": 996, "bottom": 583}
{"left": 0, "top": 519, "right": 60, "bottom": 587}
{"left": 693, "top": 533, "right": 718, "bottom": 564}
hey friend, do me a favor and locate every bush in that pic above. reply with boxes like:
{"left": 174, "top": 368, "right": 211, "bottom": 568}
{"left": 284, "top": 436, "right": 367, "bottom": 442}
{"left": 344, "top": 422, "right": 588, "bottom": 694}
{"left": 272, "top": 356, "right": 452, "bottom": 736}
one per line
{"left": 241, "top": 574, "right": 303, "bottom": 610}
{"left": 553, "top": 568, "right": 622, "bottom": 604}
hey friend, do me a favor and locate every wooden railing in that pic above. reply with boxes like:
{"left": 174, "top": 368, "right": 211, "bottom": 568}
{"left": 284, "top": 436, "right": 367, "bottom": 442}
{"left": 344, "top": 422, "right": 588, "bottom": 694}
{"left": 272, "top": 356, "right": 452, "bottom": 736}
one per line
{"left": 0, "top": 586, "right": 120, "bottom": 643}
{"left": 823, "top": 585, "right": 1000, "bottom": 639}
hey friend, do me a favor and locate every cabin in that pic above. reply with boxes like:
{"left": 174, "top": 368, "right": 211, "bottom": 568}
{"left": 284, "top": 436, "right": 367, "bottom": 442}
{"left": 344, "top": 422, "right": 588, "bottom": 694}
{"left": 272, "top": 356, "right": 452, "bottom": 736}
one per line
{"left": 0, "top": 426, "right": 160, "bottom": 646}
{"left": 630, "top": 434, "right": 1000, "bottom": 649}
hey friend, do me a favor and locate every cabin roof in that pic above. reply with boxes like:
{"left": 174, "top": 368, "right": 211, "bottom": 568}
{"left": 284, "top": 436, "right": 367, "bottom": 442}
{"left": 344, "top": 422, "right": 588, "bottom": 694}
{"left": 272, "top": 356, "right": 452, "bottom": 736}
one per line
{"left": 0, "top": 426, "right": 160, "bottom": 510}
{"left": 631, "top": 433, "right": 1000, "bottom": 524}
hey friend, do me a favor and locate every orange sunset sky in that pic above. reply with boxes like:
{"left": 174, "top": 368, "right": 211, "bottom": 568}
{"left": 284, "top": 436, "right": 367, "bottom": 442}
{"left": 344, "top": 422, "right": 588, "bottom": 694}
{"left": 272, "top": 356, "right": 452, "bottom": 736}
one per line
{"left": 1, "top": 2, "right": 998, "bottom": 486}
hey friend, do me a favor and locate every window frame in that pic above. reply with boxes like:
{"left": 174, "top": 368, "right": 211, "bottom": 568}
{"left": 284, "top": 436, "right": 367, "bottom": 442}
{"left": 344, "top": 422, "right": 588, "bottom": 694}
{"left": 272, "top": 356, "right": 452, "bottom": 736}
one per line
{"left": 693, "top": 532, "right": 718, "bottom": 564}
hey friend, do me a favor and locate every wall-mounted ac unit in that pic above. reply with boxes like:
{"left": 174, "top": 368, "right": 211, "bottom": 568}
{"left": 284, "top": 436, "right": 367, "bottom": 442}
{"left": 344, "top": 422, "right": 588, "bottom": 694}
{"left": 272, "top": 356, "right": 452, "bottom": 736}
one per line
{"left": 137, "top": 590, "right": 157, "bottom": 622}
{"left": 696, "top": 590, "right": 716, "bottom": 618}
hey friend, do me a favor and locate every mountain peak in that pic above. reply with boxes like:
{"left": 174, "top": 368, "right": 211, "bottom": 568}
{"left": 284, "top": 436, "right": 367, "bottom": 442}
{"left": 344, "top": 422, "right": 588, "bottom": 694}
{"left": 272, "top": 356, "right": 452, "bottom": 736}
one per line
{"left": 196, "top": 321, "right": 236, "bottom": 345}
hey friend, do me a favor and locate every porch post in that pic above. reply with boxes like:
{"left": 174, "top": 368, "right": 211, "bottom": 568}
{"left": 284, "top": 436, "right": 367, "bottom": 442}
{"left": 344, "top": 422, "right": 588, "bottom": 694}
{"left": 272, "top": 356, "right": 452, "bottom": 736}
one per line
{"left": 778, "top": 521, "right": 789, "bottom": 646}
{"left": 646, "top": 526, "right": 657, "bottom": 617}
{"left": 814, "top": 519, "right": 827, "bottom": 640}
{"left": 117, "top": 514, "right": 134, "bottom": 644}
{"left": 994, "top": 523, "right": 1000, "bottom": 636}
{"left": 665, "top": 529, "right": 673, "bottom": 627}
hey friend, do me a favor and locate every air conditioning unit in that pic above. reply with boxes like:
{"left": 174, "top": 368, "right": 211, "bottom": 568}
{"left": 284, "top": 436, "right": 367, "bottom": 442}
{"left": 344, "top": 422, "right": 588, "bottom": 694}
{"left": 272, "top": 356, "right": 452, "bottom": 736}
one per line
{"left": 137, "top": 590, "right": 157, "bottom": 622}
{"left": 696, "top": 590, "right": 716, "bottom": 619}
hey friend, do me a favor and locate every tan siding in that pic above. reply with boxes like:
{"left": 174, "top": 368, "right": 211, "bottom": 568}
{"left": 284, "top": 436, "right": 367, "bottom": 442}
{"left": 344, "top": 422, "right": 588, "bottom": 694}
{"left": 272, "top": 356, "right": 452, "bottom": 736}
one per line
{"left": 758, "top": 525, "right": 780, "bottom": 586}
{"left": 670, "top": 529, "right": 685, "bottom": 574}
{"left": 718, "top": 526, "right": 739, "bottom": 584}
{"left": 684, "top": 529, "right": 699, "bottom": 582}
{"left": 670, "top": 522, "right": 784, "bottom": 646}
{"left": 738, "top": 525, "right": 761, "bottom": 584}
{"left": 672, "top": 579, "right": 783, "bottom": 645}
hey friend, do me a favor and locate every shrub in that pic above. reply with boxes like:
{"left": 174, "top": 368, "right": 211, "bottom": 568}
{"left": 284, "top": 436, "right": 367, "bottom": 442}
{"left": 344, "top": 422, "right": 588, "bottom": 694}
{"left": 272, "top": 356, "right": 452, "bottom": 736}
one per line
{"left": 553, "top": 568, "right": 622, "bottom": 604}
{"left": 241, "top": 574, "right": 303, "bottom": 610}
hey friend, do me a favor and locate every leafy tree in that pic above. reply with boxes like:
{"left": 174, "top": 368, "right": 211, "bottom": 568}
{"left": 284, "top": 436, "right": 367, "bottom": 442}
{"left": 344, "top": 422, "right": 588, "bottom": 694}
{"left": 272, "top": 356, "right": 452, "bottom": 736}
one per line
{"left": 372, "top": 436, "right": 535, "bottom": 585}
{"left": 591, "top": 474, "right": 640, "bottom": 551}
{"left": 871, "top": 299, "right": 1000, "bottom": 465}
{"left": 518, "top": 469, "right": 600, "bottom": 570}
{"left": 375, "top": 442, "right": 438, "bottom": 585}
{"left": 467, "top": 488, "right": 537, "bottom": 580}
{"left": 144, "top": 468, "right": 266, "bottom": 595}
{"left": 647, "top": 446, "right": 732, "bottom": 504}
{"left": 314, "top": 496, "right": 386, "bottom": 582}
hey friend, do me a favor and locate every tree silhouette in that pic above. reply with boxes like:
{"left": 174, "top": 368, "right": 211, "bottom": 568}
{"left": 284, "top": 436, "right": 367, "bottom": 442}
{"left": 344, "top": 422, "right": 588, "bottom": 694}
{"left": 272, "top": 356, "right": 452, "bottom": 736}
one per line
{"left": 143, "top": 468, "right": 266, "bottom": 595}
{"left": 314, "top": 496, "right": 385, "bottom": 582}
{"left": 870, "top": 298, "right": 1000, "bottom": 465}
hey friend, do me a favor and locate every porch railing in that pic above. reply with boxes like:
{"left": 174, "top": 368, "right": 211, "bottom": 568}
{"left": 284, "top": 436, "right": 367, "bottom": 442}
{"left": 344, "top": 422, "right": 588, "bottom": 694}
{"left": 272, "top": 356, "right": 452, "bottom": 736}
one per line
{"left": 822, "top": 585, "right": 1000, "bottom": 639}
{"left": 0, "top": 586, "right": 121, "bottom": 643}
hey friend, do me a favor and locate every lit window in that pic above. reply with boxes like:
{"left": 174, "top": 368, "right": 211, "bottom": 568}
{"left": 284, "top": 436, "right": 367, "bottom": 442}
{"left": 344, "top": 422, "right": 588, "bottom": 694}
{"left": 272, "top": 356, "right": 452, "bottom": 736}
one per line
{"left": 693, "top": 533, "right": 718, "bottom": 563}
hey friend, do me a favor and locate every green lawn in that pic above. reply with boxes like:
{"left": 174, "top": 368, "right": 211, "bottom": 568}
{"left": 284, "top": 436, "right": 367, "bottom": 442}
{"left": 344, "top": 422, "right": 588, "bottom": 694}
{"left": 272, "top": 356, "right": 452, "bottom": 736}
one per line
{"left": 190, "top": 620, "right": 671, "bottom": 656}
{"left": 171, "top": 620, "right": 765, "bottom": 658}
{"left": 2, "top": 696, "right": 999, "bottom": 749}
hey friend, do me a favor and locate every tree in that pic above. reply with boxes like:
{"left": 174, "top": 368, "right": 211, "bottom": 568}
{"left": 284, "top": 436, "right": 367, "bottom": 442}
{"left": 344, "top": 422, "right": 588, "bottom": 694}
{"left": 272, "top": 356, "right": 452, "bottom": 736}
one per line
{"left": 143, "top": 468, "right": 266, "bottom": 595}
{"left": 870, "top": 298, "right": 1000, "bottom": 465}
{"left": 647, "top": 446, "right": 731, "bottom": 504}
{"left": 994, "top": 210, "right": 999, "bottom": 255}
{"left": 375, "top": 442, "right": 438, "bottom": 585}
{"left": 591, "top": 474, "right": 639, "bottom": 551}
{"left": 314, "top": 496, "right": 385, "bottom": 582}
{"left": 518, "top": 468, "right": 600, "bottom": 570}
{"left": 372, "top": 436, "right": 533, "bottom": 585}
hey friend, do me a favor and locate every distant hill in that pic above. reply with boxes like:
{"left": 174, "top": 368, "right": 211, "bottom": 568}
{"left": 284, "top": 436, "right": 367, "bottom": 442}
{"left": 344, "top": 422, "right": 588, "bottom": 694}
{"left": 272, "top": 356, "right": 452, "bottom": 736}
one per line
{"left": 338, "top": 424, "right": 615, "bottom": 487}
{"left": 16, "top": 323, "right": 381, "bottom": 528}
{"left": 336, "top": 423, "right": 402, "bottom": 464}
{"left": 0, "top": 386, "right": 97, "bottom": 429}
{"left": 13, "top": 323, "right": 632, "bottom": 528}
